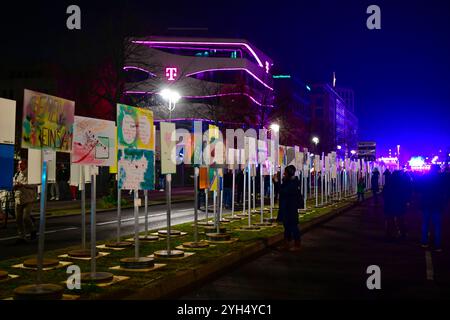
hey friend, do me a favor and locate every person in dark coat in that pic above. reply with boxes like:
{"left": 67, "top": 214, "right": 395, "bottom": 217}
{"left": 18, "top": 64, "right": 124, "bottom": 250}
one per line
{"left": 277, "top": 165, "right": 302, "bottom": 251}
{"left": 223, "top": 170, "right": 233, "bottom": 209}
{"left": 417, "top": 165, "right": 447, "bottom": 251}
{"left": 383, "top": 170, "right": 409, "bottom": 241}
{"left": 371, "top": 168, "right": 380, "bottom": 203}
{"left": 273, "top": 171, "right": 281, "bottom": 203}
{"left": 383, "top": 168, "right": 391, "bottom": 186}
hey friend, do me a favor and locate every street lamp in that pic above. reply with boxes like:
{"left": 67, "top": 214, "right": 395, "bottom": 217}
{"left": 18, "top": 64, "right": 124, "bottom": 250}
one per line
{"left": 157, "top": 88, "right": 183, "bottom": 257}
{"left": 337, "top": 145, "right": 342, "bottom": 150}
{"left": 159, "top": 88, "right": 181, "bottom": 121}
{"left": 312, "top": 137, "right": 319, "bottom": 145}
{"left": 270, "top": 123, "right": 280, "bottom": 133}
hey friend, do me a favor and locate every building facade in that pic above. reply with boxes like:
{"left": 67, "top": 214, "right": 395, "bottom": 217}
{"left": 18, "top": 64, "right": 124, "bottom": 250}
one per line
{"left": 309, "top": 84, "right": 358, "bottom": 155}
{"left": 123, "top": 36, "right": 275, "bottom": 127}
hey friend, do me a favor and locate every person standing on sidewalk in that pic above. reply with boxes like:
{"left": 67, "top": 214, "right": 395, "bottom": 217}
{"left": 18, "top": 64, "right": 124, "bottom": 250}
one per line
{"left": 277, "top": 165, "right": 302, "bottom": 252}
{"left": 383, "top": 171, "right": 409, "bottom": 241}
{"left": 418, "top": 165, "right": 447, "bottom": 252}
{"left": 357, "top": 177, "right": 366, "bottom": 202}
{"left": 371, "top": 168, "right": 380, "bottom": 204}
{"left": 13, "top": 159, "right": 37, "bottom": 244}
{"left": 223, "top": 169, "right": 233, "bottom": 209}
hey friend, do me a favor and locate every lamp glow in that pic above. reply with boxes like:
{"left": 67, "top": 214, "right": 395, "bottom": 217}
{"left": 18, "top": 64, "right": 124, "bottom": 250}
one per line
{"left": 312, "top": 137, "right": 319, "bottom": 145}
{"left": 270, "top": 123, "right": 280, "bottom": 133}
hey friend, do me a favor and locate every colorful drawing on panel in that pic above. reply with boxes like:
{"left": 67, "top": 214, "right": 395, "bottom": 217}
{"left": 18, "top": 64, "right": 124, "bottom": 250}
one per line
{"left": 0, "top": 144, "right": 14, "bottom": 190}
{"left": 278, "top": 145, "right": 286, "bottom": 167}
{"left": 160, "top": 122, "right": 176, "bottom": 174}
{"left": 199, "top": 166, "right": 208, "bottom": 189}
{"left": 208, "top": 168, "right": 218, "bottom": 192}
{"left": 118, "top": 149, "right": 154, "bottom": 191}
{"left": 72, "top": 116, "right": 116, "bottom": 167}
{"left": 21, "top": 89, "right": 75, "bottom": 152}
{"left": 117, "top": 104, "right": 154, "bottom": 150}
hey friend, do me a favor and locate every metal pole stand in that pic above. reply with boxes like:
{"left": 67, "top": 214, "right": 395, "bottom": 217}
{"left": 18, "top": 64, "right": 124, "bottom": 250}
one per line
{"left": 81, "top": 166, "right": 114, "bottom": 284}
{"left": 15, "top": 151, "right": 64, "bottom": 300}
{"left": 154, "top": 173, "right": 184, "bottom": 258}
{"left": 120, "top": 190, "right": 154, "bottom": 269}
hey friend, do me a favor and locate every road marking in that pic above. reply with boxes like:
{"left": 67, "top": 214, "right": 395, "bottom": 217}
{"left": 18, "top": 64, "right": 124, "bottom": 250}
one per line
{"left": 425, "top": 250, "right": 434, "bottom": 281}
{"left": 0, "top": 227, "right": 78, "bottom": 241}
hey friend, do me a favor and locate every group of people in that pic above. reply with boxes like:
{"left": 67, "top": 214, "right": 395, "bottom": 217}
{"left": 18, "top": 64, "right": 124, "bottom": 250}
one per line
{"left": 368, "top": 165, "right": 450, "bottom": 251}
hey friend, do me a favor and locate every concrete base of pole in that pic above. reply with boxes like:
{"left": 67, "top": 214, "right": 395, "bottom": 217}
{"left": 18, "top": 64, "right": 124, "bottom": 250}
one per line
{"left": 254, "top": 222, "right": 273, "bottom": 227}
{"left": 81, "top": 272, "right": 114, "bottom": 284}
{"left": 203, "top": 226, "right": 227, "bottom": 234}
{"left": 23, "top": 258, "right": 59, "bottom": 269}
{"left": 197, "top": 221, "right": 215, "bottom": 226}
{"left": 219, "top": 219, "right": 231, "bottom": 223}
{"left": 236, "top": 213, "right": 253, "bottom": 218}
{"left": 0, "top": 270, "right": 9, "bottom": 280}
{"left": 157, "top": 230, "right": 182, "bottom": 237}
{"left": 105, "top": 241, "right": 133, "bottom": 248}
{"left": 120, "top": 257, "right": 154, "bottom": 269}
{"left": 182, "top": 241, "right": 210, "bottom": 249}
{"left": 68, "top": 249, "right": 96, "bottom": 258}
{"left": 139, "top": 235, "right": 159, "bottom": 242}
{"left": 154, "top": 249, "right": 185, "bottom": 258}
{"left": 13, "top": 284, "right": 64, "bottom": 300}
{"left": 240, "top": 225, "right": 261, "bottom": 230}
{"left": 206, "top": 233, "right": 231, "bottom": 242}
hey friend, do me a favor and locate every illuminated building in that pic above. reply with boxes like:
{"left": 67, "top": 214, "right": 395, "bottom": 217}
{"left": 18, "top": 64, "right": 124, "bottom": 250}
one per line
{"left": 123, "top": 36, "right": 274, "bottom": 125}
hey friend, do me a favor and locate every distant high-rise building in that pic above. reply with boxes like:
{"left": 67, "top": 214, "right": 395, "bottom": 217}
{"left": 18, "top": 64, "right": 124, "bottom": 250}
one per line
{"left": 310, "top": 84, "right": 358, "bottom": 155}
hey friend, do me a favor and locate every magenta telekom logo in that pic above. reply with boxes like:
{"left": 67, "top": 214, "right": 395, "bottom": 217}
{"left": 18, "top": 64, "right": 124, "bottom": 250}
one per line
{"left": 165, "top": 67, "right": 178, "bottom": 81}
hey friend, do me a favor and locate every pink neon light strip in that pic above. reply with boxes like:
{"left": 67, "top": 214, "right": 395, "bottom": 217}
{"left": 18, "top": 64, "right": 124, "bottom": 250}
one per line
{"left": 123, "top": 66, "right": 157, "bottom": 77}
{"left": 185, "top": 68, "right": 273, "bottom": 91}
{"left": 151, "top": 45, "right": 244, "bottom": 57}
{"left": 153, "top": 118, "right": 244, "bottom": 125}
{"left": 123, "top": 91, "right": 274, "bottom": 108}
{"left": 132, "top": 40, "right": 265, "bottom": 67}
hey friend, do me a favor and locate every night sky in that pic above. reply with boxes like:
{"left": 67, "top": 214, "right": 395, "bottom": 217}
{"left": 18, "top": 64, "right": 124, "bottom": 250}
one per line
{"left": 1, "top": 0, "right": 450, "bottom": 159}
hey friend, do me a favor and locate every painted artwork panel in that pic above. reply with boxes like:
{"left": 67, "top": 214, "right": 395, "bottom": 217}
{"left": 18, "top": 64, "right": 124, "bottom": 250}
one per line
{"left": 160, "top": 122, "right": 176, "bottom": 174}
{"left": 118, "top": 149, "right": 154, "bottom": 191}
{"left": 21, "top": 89, "right": 75, "bottom": 152}
{"left": 0, "top": 98, "right": 16, "bottom": 145}
{"left": 199, "top": 166, "right": 208, "bottom": 189}
{"left": 208, "top": 167, "right": 218, "bottom": 192}
{"left": 72, "top": 116, "right": 116, "bottom": 167}
{"left": 117, "top": 104, "right": 154, "bottom": 150}
{"left": 0, "top": 144, "right": 15, "bottom": 190}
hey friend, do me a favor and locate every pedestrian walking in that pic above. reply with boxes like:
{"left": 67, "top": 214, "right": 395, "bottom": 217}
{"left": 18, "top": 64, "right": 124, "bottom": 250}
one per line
{"left": 417, "top": 165, "right": 447, "bottom": 251}
{"left": 371, "top": 168, "right": 380, "bottom": 203}
{"left": 277, "top": 165, "right": 302, "bottom": 252}
{"left": 13, "top": 159, "right": 37, "bottom": 244}
{"left": 357, "top": 177, "right": 366, "bottom": 202}
{"left": 383, "top": 170, "right": 409, "bottom": 241}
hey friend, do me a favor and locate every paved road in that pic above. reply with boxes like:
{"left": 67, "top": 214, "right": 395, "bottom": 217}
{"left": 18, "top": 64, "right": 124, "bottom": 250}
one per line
{"left": 0, "top": 200, "right": 219, "bottom": 260}
{"left": 182, "top": 198, "right": 450, "bottom": 299}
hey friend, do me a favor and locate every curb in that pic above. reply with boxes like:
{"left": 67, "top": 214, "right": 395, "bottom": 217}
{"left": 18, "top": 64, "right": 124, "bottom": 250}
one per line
{"left": 102, "top": 200, "right": 359, "bottom": 300}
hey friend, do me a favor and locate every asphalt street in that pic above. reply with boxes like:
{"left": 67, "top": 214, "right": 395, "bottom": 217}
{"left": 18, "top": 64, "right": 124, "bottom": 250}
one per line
{"left": 182, "top": 197, "right": 450, "bottom": 299}
{"left": 0, "top": 200, "right": 216, "bottom": 260}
